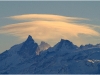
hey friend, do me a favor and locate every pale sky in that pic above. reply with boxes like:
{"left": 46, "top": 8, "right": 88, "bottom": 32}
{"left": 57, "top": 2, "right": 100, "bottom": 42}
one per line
{"left": 0, "top": 1, "right": 100, "bottom": 53}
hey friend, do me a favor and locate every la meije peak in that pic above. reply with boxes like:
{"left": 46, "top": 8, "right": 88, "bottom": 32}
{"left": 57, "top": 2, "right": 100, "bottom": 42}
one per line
{"left": 0, "top": 35, "right": 100, "bottom": 74}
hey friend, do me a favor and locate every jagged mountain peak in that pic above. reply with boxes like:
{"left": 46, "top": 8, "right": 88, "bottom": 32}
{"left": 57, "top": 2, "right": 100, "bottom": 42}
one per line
{"left": 1, "top": 36, "right": 100, "bottom": 74}
{"left": 79, "top": 43, "right": 100, "bottom": 50}
{"left": 39, "top": 41, "right": 51, "bottom": 51}
{"left": 28, "top": 35, "right": 32, "bottom": 38}
{"left": 40, "top": 41, "right": 47, "bottom": 44}
{"left": 40, "top": 41, "right": 50, "bottom": 46}
{"left": 25, "top": 35, "right": 34, "bottom": 42}
{"left": 17, "top": 35, "right": 38, "bottom": 58}
{"left": 59, "top": 39, "right": 74, "bottom": 46}
{"left": 60, "top": 39, "right": 72, "bottom": 43}
{"left": 54, "top": 39, "right": 78, "bottom": 51}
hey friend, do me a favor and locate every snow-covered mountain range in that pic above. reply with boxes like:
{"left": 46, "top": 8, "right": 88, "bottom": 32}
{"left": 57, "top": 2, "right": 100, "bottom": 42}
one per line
{"left": 0, "top": 35, "right": 100, "bottom": 74}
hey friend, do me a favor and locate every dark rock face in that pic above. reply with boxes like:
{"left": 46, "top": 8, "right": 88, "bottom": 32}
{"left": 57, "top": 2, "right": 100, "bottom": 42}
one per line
{"left": 17, "top": 35, "right": 38, "bottom": 58}
{"left": 1, "top": 35, "right": 100, "bottom": 74}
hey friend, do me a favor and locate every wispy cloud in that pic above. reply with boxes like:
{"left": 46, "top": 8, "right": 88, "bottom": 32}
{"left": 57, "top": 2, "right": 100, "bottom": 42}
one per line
{"left": 0, "top": 14, "right": 100, "bottom": 46}
{"left": 7, "top": 14, "right": 89, "bottom": 22}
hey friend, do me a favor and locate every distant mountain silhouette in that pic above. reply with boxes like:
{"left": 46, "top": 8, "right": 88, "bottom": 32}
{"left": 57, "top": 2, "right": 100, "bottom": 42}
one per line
{"left": 0, "top": 35, "right": 100, "bottom": 74}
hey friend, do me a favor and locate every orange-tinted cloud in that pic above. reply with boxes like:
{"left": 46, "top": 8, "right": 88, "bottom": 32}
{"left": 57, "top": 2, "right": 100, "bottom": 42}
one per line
{"left": 0, "top": 14, "right": 99, "bottom": 46}
{"left": 8, "top": 14, "right": 89, "bottom": 22}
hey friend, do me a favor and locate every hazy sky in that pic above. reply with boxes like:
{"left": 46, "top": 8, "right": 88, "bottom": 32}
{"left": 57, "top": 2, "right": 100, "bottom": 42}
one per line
{"left": 0, "top": 1, "right": 100, "bottom": 53}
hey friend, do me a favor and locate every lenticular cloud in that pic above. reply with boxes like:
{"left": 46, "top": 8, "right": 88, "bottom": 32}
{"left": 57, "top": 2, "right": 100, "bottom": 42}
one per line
{"left": 0, "top": 14, "right": 99, "bottom": 45}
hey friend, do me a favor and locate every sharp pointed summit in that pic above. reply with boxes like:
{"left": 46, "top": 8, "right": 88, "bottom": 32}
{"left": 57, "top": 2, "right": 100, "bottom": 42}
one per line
{"left": 17, "top": 35, "right": 38, "bottom": 58}
{"left": 25, "top": 35, "right": 34, "bottom": 42}
{"left": 1, "top": 36, "right": 100, "bottom": 74}
{"left": 28, "top": 35, "right": 32, "bottom": 39}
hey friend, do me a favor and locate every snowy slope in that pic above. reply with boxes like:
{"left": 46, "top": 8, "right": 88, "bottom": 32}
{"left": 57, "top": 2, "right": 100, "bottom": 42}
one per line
{"left": 0, "top": 35, "right": 39, "bottom": 74}
{"left": 0, "top": 35, "right": 100, "bottom": 74}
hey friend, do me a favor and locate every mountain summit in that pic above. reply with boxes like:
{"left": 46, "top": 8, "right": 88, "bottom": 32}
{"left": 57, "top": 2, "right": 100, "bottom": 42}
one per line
{"left": 39, "top": 41, "right": 51, "bottom": 51}
{"left": 18, "top": 35, "right": 38, "bottom": 58}
{"left": 25, "top": 35, "right": 34, "bottom": 42}
{"left": 59, "top": 39, "right": 74, "bottom": 47}
{"left": 0, "top": 35, "right": 100, "bottom": 74}
{"left": 55, "top": 39, "right": 78, "bottom": 51}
